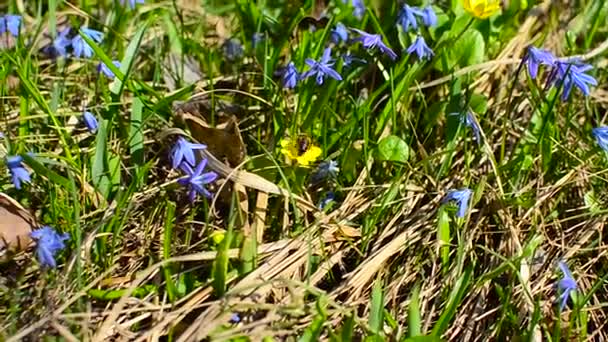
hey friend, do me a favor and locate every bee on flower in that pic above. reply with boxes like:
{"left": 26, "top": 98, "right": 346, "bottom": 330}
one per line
{"left": 279, "top": 135, "right": 322, "bottom": 166}
{"left": 462, "top": 0, "right": 500, "bottom": 19}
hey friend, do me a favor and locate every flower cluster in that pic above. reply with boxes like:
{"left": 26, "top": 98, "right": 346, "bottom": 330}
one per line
{"left": 397, "top": 4, "right": 436, "bottom": 60}
{"left": 170, "top": 137, "right": 218, "bottom": 202}
{"left": 31, "top": 226, "right": 70, "bottom": 268}
{"left": 45, "top": 27, "right": 105, "bottom": 59}
{"left": 524, "top": 46, "right": 597, "bottom": 101}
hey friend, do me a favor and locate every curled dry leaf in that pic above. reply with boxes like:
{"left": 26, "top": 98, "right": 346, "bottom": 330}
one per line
{"left": 0, "top": 192, "right": 36, "bottom": 256}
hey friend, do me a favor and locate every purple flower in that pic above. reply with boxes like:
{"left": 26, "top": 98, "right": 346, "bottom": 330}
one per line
{"left": 97, "top": 60, "right": 121, "bottom": 79}
{"left": 442, "top": 188, "right": 472, "bottom": 218}
{"left": 551, "top": 60, "right": 597, "bottom": 100}
{"left": 120, "top": 0, "right": 144, "bottom": 8}
{"left": 83, "top": 111, "right": 98, "bottom": 133}
{"left": 301, "top": 47, "right": 343, "bottom": 85}
{"left": 6, "top": 155, "right": 31, "bottom": 190}
{"left": 331, "top": 22, "right": 349, "bottom": 44}
{"left": 351, "top": 28, "right": 397, "bottom": 60}
{"left": 171, "top": 137, "right": 207, "bottom": 169}
{"left": 557, "top": 261, "right": 577, "bottom": 312}
{"left": 72, "top": 27, "right": 104, "bottom": 58}
{"left": 406, "top": 35, "right": 434, "bottom": 60}
{"left": 420, "top": 6, "right": 438, "bottom": 27}
{"left": 592, "top": 127, "right": 608, "bottom": 152}
{"left": 397, "top": 4, "right": 421, "bottom": 32}
{"left": 525, "top": 46, "right": 555, "bottom": 79}
{"left": 31, "top": 226, "right": 69, "bottom": 268}
{"left": 178, "top": 158, "right": 218, "bottom": 202}
{"left": 0, "top": 15, "right": 22, "bottom": 37}
{"left": 282, "top": 62, "right": 300, "bottom": 89}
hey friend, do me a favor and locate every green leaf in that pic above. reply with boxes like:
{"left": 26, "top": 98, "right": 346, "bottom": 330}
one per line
{"left": 130, "top": 97, "right": 144, "bottom": 166}
{"left": 408, "top": 284, "right": 422, "bottom": 337}
{"left": 21, "top": 154, "right": 71, "bottom": 190}
{"left": 377, "top": 135, "right": 409, "bottom": 163}
{"left": 369, "top": 277, "right": 384, "bottom": 336}
{"left": 437, "top": 209, "right": 451, "bottom": 270}
{"left": 439, "top": 28, "right": 485, "bottom": 71}
{"left": 431, "top": 267, "right": 472, "bottom": 337}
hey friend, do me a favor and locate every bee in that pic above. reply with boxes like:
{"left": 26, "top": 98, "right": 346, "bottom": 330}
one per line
{"left": 296, "top": 135, "right": 312, "bottom": 156}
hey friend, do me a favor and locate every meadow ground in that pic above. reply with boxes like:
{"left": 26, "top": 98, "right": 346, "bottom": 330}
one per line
{"left": 1, "top": 0, "right": 608, "bottom": 340}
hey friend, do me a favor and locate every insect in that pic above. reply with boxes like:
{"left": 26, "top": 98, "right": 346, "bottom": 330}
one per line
{"left": 296, "top": 135, "right": 312, "bottom": 156}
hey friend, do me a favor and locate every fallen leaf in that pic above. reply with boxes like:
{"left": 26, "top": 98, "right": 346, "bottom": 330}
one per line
{"left": 0, "top": 193, "right": 36, "bottom": 255}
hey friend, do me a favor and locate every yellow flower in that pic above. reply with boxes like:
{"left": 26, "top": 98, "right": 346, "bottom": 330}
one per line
{"left": 463, "top": 0, "right": 500, "bottom": 19}
{"left": 280, "top": 137, "right": 322, "bottom": 167}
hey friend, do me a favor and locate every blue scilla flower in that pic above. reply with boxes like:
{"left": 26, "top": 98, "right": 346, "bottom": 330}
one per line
{"left": 592, "top": 127, "right": 608, "bottom": 152}
{"left": 406, "top": 35, "right": 434, "bottom": 60}
{"left": 301, "top": 47, "right": 343, "bottom": 85}
{"left": 171, "top": 137, "right": 207, "bottom": 169}
{"left": 30, "top": 226, "right": 69, "bottom": 268}
{"left": 552, "top": 60, "right": 597, "bottom": 100}
{"left": 342, "top": 0, "right": 366, "bottom": 19}
{"left": 451, "top": 112, "right": 481, "bottom": 142}
{"left": 6, "top": 155, "right": 31, "bottom": 190}
{"left": 342, "top": 52, "right": 366, "bottom": 68}
{"left": 83, "top": 111, "right": 98, "bottom": 133}
{"left": 310, "top": 160, "right": 339, "bottom": 186}
{"left": 557, "top": 261, "right": 577, "bottom": 312}
{"left": 97, "top": 60, "right": 121, "bottom": 79}
{"left": 178, "top": 158, "right": 218, "bottom": 202}
{"left": 120, "top": 0, "right": 144, "bottom": 8}
{"left": 223, "top": 38, "right": 244, "bottom": 61}
{"left": 0, "top": 15, "right": 21, "bottom": 37}
{"left": 51, "top": 28, "right": 72, "bottom": 57}
{"left": 281, "top": 62, "right": 299, "bottom": 89}
{"left": 420, "top": 6, "right": 438, "bottom": 27}
{"left": 331, "top": 22, "right": 349, "bottom": 44}
{"left": 72, "top": 27, "right": 104, "bottom": 58}
{"left": 397, "top": 4, "right": 421, "bottom": 32}
{"left": 351, "top": 28, "right": 397, "bottom": 60}
{"left": 524, "top": 46, "right": 555, "bottom": 80}
{"left": 442, "top": 188, "right": 472, "bottom": 218}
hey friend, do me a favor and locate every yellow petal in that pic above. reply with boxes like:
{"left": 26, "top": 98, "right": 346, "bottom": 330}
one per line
{"left": 296, "top": 145, "right": 322, "bottom": 166}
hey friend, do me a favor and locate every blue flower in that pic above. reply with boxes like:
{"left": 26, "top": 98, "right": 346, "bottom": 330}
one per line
{"left": 397, "top": 4, "right": 421, "bottom": 32}
{"left": 557, "top": 261, "right": 577, "bottom": 312}
{"left": 352, "top": 0, "right": 366, "bottom": 19}
{"left": 524, "top": 46, "right": 555, "bottom": 80}
{"left": 50, "top": 28, "right": 72, "bottom": 57}
{"left": 552, "top": 60, "right": 597, "bottom": 100}
{"left": 282, "top": 62, "right": 299, "bottom": 89}
{"left": 331, "top": 22, "right": 349, "bottom": 44}
{"left": 120, "top": 0, "right": 144, "bottom": 8}
{"left": 301, "top": 47, "right": 343, "bottom": 85}
{"left": 0, "top": 15, "right": 21, "bottom": 37}
{"left": 229, "top": 313, "right": 241, "bottom": 323}
{"left": 310, "top": 160, "right": 339, "bottom": 186}
{"left": 342, "top": 52, "right": 366, "bottom": 68}
{"left": 97, "top": 60, "right": 121, "bottom": 79}
{"left": 592, "top": 127, "right": 608, "bottom": 152}
{"left": 30, "top": 226, "right": 69, "bottom": 268}
{"left": 318, "top": 191, "right": 335, "bottom": 210}
{"left": 442, "top": 188, "right": 472, "bottom": 218}
{"left": 72, "top": 27, "right": 104, "bottom": 58}
{"left": 178, "top": 158, "right": 218, "bottom": 202}
{"left": 406, "top": 35, "right": 434, "bottom": 60}
{"left": 171, "top": 137, "right": 207, "bottom": 169}
{"left": 351, "top": 28, "right": 397, "bottom": 60}
{"left": 451, "top": 112, "right": 481, "bottom": 142}
{"left": 223, "top": 38, "right": 244, "bottom": 61}
{"left": 83, "top": 111, "right": 98, "bottom": 133}
{"left": 6, "top": 155, "right": 31, "bottom": 190}
{"left": 420, "top": 6, "right": 438, "bottom": 27}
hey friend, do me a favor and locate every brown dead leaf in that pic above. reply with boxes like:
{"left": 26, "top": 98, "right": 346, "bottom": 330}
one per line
{"left": 0, "top": 192, "right": 36, "bottom": 254}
